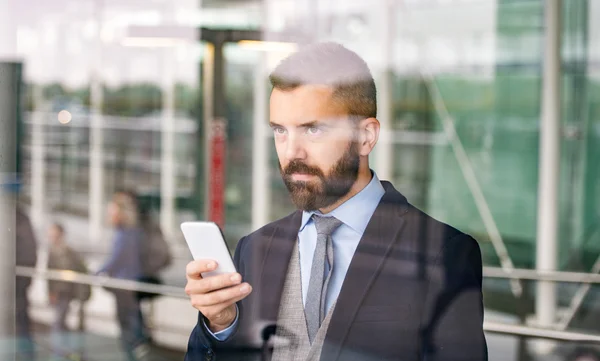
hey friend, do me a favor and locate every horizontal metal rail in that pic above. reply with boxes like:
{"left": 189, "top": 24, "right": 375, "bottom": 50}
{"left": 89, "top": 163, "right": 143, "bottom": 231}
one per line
{"left": 483, "top": 267, "right": 600, "bottom": 284}
{"left": 21, "top": 266, "right": 600, "bottom": 294}
{"left": 16, "top": 266, "right": 600, "bottom": 343}
{"left": 483, "top": 321, "right": 600, "bottom": 343}
{"left": 16, "top": 266, "right": 187, "bottom": 299}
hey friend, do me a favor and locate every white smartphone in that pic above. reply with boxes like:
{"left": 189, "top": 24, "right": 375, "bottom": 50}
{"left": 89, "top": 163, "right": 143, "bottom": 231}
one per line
{"left": 180, "top": 221, "right": 237, "bottom": 278}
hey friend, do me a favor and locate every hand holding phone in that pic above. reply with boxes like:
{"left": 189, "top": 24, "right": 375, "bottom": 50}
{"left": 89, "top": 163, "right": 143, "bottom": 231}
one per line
{"left": 181, "top": 222, "right": 252, "bottom": 332}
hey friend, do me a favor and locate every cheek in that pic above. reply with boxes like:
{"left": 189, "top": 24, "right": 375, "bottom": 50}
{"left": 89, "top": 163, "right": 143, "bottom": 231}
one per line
{"left": 312, "top": 143, "right": 344, "bottom": 170}
{"left": 107, "top": 206, "right": 119, "bottom": 221}
{"left": 274, "top": 145, "right": 287, "bottom": 169}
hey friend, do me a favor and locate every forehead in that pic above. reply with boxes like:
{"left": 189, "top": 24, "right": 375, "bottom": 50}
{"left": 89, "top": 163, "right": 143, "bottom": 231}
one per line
{"left": 269, "top": 85, "right": 348, "bottom": 125}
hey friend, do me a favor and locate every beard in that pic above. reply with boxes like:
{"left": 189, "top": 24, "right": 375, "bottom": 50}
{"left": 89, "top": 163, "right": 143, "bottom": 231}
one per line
{"left": 280, "top": 142, "right": 360, "bottom": 211}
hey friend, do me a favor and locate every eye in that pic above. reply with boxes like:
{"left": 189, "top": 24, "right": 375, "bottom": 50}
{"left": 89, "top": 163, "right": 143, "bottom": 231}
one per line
{"left": 306, "top": 126, "right": 323, "bottom": 135}
{"left": 272, "top": 126, "right": 287, "bottom": 135}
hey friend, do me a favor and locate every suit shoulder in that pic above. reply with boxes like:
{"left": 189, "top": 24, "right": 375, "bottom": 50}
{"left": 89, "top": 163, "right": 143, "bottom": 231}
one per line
{"left": 401, "top": 206, "right": 483, "bottom": 285}
{"left": 402, "top": 203, "right": 479, "bottom": 251}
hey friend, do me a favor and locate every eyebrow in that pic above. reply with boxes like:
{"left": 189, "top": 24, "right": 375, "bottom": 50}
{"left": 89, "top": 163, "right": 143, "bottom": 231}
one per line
{"left": 269, "top": 120, "right": 325, "bottom": 128}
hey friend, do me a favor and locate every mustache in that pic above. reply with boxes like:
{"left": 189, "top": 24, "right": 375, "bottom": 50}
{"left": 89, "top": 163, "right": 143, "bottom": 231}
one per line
{"left": 282, "top": 160, "right": 324, "bottom": 178}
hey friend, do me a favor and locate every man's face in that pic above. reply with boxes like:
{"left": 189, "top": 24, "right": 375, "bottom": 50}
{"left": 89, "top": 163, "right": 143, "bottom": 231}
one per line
{"left": 48, "top": 225, "right": 62, "bottom": 246}
{"left": 270, "top": 85, "right": 360, "bottom": 211}
{"left": 107, "top": 202, "right": 122, "bottom": 226}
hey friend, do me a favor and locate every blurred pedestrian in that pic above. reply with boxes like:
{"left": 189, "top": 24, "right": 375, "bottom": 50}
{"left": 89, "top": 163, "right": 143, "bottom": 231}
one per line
{"left": 98, "top": 191, "right": 152, "bottom": 361}
{"left": 47, "top": 222, "right": 91, "bottom": 357}
{"left": 136, "top": 196, "right": 172, "bottom": 301}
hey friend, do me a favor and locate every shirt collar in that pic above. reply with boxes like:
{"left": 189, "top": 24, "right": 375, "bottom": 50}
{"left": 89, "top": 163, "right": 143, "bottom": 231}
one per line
{"left": 299, "top": 171, "right": 385, "bottom": 235}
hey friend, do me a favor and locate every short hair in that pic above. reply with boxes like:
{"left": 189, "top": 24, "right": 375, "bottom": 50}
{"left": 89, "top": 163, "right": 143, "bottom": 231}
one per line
{"left": 269, "top": 42, "right": 377, "bottom": 119}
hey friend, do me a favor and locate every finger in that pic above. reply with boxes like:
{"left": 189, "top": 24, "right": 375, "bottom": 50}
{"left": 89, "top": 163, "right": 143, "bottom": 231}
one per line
{"left": 201, "top": 290, "right": 250, "bottom": 321}
{"left": 186, "top": 260, "right": 218, "bottom": 279}
{"left": 186, "top": 272, "right": 242, "bottom": 295}
{"left": 193, "top": 285, "right": 252, "bottom": 319}
{"left": 194, "top": 282, "right": 252, "bottom": 307}
{"left": 221, "top": 285, "right": 252, "bottom": 307}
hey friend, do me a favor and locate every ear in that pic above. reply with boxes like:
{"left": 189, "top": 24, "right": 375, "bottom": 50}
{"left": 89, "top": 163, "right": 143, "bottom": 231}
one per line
{"left": 357, "top": 117, "right": 380, "bottom": 156}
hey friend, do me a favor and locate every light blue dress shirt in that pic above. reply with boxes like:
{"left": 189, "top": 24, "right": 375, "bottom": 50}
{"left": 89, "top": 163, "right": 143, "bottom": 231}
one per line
{"left": 297, "top": 172, "right": 384, "bottom": 312}
{"left": 206, "top": 172, "right": 385, "bottom": 340}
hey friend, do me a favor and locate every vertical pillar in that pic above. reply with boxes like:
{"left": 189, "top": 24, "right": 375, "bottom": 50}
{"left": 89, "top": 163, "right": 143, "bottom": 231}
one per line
{"left": 0, "top": 0, "right": 16, "bottom": 59}
{"left": 89, "top": 1, "right": 104, "bottom": 243}
{"left": 374, "top": 0, "right": 395, "bottom": 181}
{"left": 251, "top": 52, "right": 270, "bottom": 231}
{"left": 30, "top": 85, "right": 46, "bottom": 224}
{"left": 1, "top": 7, "right": 22, "bottom": 353}
{"left": 202, "top": 43, "right": 214, "bottom": 220}
{"left": 89, "top": 81, "right": 104, "bottom": 242}
{"left": 309, "top": 0, "right": 320, "bottom": 40}
{"left": 160, "top": 49, "right": 176, "bottom": 239}
{"left": 203, "top": 36, "right": 226, "bottom": 224}
{"left": 0, "top": 61, "right": 20, "bottom": 341}
{"left": 535, "top": 0, "right": 562, "bottom": 337}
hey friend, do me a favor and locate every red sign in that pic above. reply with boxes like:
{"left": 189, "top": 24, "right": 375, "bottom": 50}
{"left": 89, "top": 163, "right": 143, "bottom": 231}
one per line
{"left": 209, "top": 119, "right": 226, "bottom": 229}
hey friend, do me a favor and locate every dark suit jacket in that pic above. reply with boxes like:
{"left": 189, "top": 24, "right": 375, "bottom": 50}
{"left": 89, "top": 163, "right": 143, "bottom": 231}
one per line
{"left": 185, "top": 181, "right": 487, "bottom": 361}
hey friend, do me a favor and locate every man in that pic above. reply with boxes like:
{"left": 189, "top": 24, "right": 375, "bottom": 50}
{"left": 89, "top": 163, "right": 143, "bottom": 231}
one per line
{"left": 47, "top": 222, "right": 90, "bottom": 357}
{"left": 48, "top": 223, "right": 79, "bottom": 331}
{"left": 99, "top": 191, "right": 153, "bottom": 361}
{"left": 185, "top": 42, "right": 487, "bottom": 361}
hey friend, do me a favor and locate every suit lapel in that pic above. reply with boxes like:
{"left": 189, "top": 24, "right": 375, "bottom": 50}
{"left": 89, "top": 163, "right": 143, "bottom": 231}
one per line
{"left": 258, "top": 211, "right": 302, "bottom": 321}
{"left": 321, "top": 182, "right": 409, "bottom": 361}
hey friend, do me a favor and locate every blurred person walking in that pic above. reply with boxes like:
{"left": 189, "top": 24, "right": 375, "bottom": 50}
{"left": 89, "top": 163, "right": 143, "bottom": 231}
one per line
{"left": 135, "top": 196, "right": 172, "bottom": 344}
{"left": 98, "top": 191, "right": 153, "bottom": 361}
{"left": 136, "top": 196, "right": 172, "bottom": 301}
{"left": 46, "top": 222, "right": 91, "bottom": 358}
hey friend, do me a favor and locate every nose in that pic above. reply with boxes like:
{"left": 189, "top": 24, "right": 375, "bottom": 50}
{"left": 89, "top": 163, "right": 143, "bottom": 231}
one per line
{"left": 284, "top": 133, "right": 307, "bottom": 162}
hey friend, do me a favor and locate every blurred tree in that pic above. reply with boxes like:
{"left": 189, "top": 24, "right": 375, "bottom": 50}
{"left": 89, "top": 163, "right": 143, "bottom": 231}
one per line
{"left": 102, "top": 83, "right": 162, "bottom": 117}
{"left": 28, "top": 82, "right": 203, "bottom": 118}
{"left": 43, "top": 83, "right": 68, "bottom": 100}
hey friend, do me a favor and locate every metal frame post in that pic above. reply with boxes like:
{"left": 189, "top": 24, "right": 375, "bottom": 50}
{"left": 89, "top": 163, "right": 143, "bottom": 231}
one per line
{"left": 0, "top": 1, "right": 19, "bottom": 346}
{"left": 199, "top": 28, "right": 262, "bottom": 225}
{"left": 252, "top": 51, "right": 270, "bottom": 231}
{"left": 160, "top": 48, "right": 176, "bottom": 239}
{"left": 30, "top": 85, "right": 46, "bottom": 224}
{"left": 202, "top": 43, "right": 215, "bottom": 220}
{"left": 374, "top": 0, "right": 395, "bottom": 182}
{"left": 206, "top": 38, "right": 226, "bottom": 224}
{"left": 535, "top": 0, "right": 562, "bottom": 337}
{"left": 0, "top": 61, "right": 21, "bottom": 340}
{"left": 89, "top": 0, "right": 105, "bottom": 244}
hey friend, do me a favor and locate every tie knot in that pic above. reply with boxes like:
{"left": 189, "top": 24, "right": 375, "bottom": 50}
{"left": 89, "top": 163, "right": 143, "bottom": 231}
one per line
{"left": 312, "top": 215, "right": 343, "bottom": 236}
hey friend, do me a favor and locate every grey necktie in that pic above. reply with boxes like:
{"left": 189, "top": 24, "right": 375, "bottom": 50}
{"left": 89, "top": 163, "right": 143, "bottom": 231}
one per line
{"left": 305, "top": 215, "right": 343, "bottom": 343}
